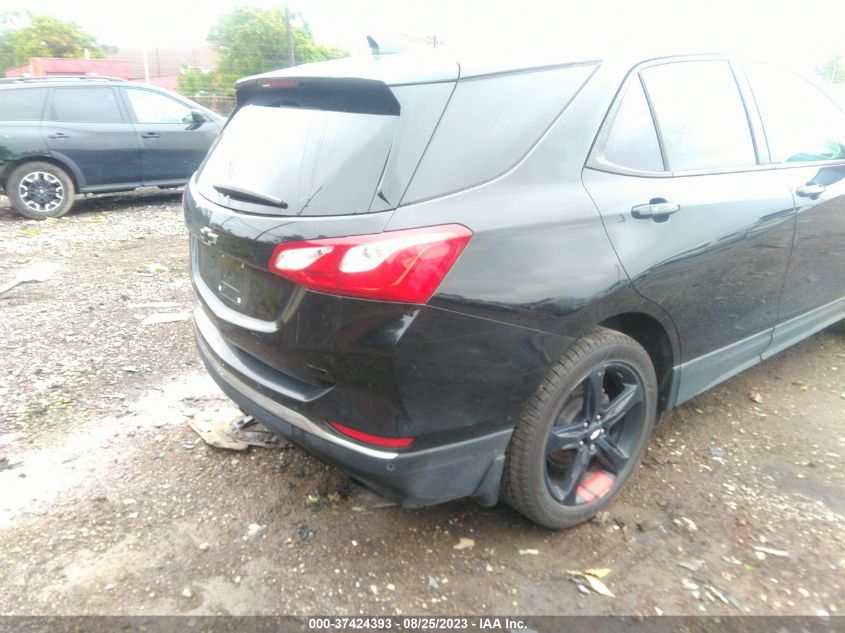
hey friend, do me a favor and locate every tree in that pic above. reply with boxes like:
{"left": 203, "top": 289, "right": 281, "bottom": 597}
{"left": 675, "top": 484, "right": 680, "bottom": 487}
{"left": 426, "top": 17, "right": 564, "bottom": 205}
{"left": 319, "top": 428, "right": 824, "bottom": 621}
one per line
{"left": 0, "top": 11, "right": 25, "bottom": 71}
{"left": 178, "top": 65, "right": 217, "bottom": 97}
{"left": 0, "top": 10, "right": 27, "bottom": 29}
{"left": 207, "top": 7, "right": 347, "bottom": 91}
{"left": 0, "top": 15, "right": 106, "bottom": 71}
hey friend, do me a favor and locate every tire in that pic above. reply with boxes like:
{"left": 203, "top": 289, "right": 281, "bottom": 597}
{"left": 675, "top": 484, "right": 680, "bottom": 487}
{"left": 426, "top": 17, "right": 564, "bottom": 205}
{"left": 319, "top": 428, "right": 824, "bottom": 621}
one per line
{"left": 501, "top": 327, "right": 658, "bottom": 529}
{"left": 7, "top": 162, "right": 75, "bottom": 220}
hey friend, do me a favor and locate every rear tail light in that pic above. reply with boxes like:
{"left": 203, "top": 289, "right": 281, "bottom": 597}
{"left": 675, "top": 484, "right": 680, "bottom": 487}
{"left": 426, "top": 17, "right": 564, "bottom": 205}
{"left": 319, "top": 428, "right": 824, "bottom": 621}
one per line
{"left": 269, "top": 224, "right": 472, "bottom": 303}
{"left": 329, "top": 422, "right": 415, "bottom": 448}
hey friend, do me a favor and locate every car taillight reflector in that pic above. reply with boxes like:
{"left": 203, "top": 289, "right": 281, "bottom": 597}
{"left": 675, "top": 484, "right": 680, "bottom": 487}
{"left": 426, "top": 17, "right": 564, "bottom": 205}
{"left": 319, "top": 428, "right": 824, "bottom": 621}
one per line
{"left": 329, "top": 422, "right": 416, "bottom": 448}
{"left": 268, "top": 224, "right": 472, "bottom": 303}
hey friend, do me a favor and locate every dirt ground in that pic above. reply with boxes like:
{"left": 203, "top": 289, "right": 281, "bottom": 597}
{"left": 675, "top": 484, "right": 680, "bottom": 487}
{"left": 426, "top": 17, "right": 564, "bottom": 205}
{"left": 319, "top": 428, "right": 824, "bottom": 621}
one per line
{"left": 0, "top": 191, "right": 843, "bottom": 617}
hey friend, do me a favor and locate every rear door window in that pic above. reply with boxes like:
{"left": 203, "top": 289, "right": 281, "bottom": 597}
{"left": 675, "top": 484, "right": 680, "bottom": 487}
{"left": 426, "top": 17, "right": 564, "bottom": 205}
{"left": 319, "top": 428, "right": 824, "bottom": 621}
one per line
{"left": 641, "top": 61, "right": 756, "bottom": 171}
{"left": 50, "top": 87, "right": 123, "bottom": 123}
{"left": 745, "top": 62, "right": 845, "bottom": 163}
{"left": 125, "top": 88, "right": 193, "bottom": 124}
{"left": 0, "top": 88, "right": 48, "bottom": 120}
{"left": 594, "top": 79, "right": 664, "bottom": 172}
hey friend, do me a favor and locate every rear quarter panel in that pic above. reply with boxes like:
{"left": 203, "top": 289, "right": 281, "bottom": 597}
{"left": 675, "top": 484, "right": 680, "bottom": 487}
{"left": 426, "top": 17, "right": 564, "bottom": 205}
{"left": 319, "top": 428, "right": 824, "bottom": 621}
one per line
{"left": 385, "top": 59, "right": 680, "bottom": 350}
{"left": 0, "top": 121, "right": 50, "bottom": 185}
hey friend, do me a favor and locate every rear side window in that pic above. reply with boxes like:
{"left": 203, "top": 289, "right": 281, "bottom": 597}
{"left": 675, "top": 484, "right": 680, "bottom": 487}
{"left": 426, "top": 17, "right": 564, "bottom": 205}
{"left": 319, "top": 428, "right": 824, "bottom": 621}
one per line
{"left": 50, "top": 87, "right": 123, "bottom": 123}
{"left": 403, "top": 64, "right": 597, "bottom": 203}
{"left": 642, "top": 61, "right": 756, "bottom": 171}
{"left": 0, "top": 88, "right": 47, "bottom": 120}
{"left": 746, "top": 62, "right": 845, "bottom": 163}
{"left": 595, "top": 79, "right": 664, "bottom": 172}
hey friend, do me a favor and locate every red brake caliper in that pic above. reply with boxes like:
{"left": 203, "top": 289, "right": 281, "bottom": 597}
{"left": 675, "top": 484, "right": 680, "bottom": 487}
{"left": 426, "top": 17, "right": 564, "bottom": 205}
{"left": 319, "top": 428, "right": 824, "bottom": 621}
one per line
{"left": 576, "top": 471, "right": 615, "bottom": 503}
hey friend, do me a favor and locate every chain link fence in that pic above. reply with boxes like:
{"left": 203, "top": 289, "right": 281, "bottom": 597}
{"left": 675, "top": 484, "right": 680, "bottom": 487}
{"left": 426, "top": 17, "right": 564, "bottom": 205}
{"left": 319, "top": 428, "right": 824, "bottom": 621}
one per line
{"left": 190, "top": 94, "right": 236, "bottom": 116}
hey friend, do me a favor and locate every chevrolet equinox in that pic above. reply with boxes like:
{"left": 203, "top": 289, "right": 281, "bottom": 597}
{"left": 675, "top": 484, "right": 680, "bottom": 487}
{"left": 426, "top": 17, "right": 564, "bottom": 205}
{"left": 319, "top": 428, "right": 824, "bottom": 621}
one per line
{"left": 184, "top": 50, "right": 845, "bottom": 528}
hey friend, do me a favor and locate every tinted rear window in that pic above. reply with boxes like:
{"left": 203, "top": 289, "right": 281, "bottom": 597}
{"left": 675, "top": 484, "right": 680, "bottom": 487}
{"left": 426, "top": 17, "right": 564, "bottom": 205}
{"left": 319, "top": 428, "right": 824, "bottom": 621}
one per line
{"left": 197, "top": 99, "right": 398, "bottom": 216}
{"left": 198, "top": 78, "right": 456, "bottom": 217}
{"left": 0, "top": 88, "right": 48, "bottom": 120}
{"left": 403, "top": 64, "right": 597, "bottom": 203}
{"left": 50, "top": 87, "right": 123, "bottom": 123}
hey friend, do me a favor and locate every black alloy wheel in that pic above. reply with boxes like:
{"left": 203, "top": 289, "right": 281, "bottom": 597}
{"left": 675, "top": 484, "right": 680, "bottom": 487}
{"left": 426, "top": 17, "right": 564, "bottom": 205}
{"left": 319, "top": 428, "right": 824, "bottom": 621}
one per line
{"left": 502, "top": 327, "right": 658, "bottom": 529}
{"left": 544, "top": 362, "right": 644, "bottom": 506}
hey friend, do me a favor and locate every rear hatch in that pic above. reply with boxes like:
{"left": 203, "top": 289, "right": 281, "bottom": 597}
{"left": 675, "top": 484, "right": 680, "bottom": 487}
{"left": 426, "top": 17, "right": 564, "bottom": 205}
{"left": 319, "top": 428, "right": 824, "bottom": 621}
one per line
{"left": 187, "top": 61, "right": 459, "bottom": 382}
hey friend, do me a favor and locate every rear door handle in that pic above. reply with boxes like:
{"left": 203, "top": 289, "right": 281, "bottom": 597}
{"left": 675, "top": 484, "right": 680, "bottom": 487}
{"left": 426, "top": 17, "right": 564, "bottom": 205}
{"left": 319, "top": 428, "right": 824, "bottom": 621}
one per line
{"left": 796, "top": 183, "right": 825, "bottom": 198}
{"left": 140, "top": 132, "right": 161, "bottom": 139}
{"left": 47, "top": 132, "right": 69, "bottom": 139}
{"left": 631, "top": 201, "right": 681, "bottom": 219}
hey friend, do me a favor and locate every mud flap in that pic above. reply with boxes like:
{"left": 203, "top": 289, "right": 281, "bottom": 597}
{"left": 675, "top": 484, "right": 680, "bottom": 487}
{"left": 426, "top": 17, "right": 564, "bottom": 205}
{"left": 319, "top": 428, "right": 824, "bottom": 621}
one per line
{"left": 472, "top": 453, "right": 507, "bottom": 507}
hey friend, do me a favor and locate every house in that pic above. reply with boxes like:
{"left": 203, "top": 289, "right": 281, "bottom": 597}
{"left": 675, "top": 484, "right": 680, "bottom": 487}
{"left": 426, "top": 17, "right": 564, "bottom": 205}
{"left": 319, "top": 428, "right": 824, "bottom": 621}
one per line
{"left": 5, "top": 47, "right": 216, "bottom": 90}
{"left": 5, "top": 57, "right": 131, "bottom": 79}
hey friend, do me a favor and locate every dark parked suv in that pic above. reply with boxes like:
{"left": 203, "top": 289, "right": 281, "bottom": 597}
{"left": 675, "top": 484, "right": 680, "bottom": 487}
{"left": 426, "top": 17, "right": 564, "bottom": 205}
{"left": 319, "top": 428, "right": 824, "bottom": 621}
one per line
{"left": 0, "top": 76, "right": 223, "bottom": 219}
{"left": 184, "top": 50, "right": 845, "bottom": 528}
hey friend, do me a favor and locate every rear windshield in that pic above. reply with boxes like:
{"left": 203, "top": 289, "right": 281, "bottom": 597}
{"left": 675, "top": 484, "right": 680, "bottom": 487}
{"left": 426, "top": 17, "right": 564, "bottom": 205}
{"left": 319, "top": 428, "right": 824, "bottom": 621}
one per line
{"left": 196, "top": 79, "right": 404, "bottom": 216}
{"left": 198, "top": 105, "right": 397, "bottom": 216}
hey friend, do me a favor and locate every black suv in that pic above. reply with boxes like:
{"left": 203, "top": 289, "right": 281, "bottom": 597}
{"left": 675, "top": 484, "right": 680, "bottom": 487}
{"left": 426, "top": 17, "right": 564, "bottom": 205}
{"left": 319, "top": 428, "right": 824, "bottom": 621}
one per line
{"left": 184, "top": 51, "right": 845, "bottom": 528}
{"left": 0, "top": 76, "right": 224, "bottom": 219}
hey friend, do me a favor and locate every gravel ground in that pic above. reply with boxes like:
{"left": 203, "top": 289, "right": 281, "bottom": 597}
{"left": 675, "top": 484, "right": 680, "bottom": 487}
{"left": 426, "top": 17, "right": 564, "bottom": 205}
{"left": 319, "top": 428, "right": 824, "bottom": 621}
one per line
{"left": 0, "top": 192, "right": 843, "bottom": 617}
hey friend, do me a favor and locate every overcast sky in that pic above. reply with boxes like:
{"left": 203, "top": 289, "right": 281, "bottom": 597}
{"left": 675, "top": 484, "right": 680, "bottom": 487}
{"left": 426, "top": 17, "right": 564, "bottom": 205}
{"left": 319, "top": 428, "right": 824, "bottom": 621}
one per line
{"left": 5, "top": 0, "right": 845, "bottom": 73}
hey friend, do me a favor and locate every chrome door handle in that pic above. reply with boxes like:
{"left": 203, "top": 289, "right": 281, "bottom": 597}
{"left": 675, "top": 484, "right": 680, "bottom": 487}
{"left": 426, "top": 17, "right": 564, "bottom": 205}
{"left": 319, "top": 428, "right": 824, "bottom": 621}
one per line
{"left": 140, "top": 132, "right": 161, "bottom": 139}
{"left": 796, "top": 183, "right": 825, "bottom": 198}
{"left": 631, "top": 201, "right": 681, "bottom": 219}
{"left": 48, "top": 132, "right": 69, "bottom": 139}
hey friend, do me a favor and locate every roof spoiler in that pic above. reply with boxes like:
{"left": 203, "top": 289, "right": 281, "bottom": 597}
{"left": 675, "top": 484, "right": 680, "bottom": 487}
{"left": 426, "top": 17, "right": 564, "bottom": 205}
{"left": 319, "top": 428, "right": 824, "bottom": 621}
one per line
{"left": 234, "top": 76, "right": 400, "bottom": 116}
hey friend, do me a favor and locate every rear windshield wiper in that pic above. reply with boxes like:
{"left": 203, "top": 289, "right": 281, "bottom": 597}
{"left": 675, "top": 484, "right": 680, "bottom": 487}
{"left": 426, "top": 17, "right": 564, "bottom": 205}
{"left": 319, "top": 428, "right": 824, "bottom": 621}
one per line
{"left": 213, "top": 183, "right": 289, "bottom": 209}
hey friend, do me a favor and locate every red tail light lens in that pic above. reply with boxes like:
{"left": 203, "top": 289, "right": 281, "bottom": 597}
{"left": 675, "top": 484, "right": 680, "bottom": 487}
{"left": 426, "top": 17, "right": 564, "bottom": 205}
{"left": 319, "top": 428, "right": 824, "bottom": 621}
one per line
{"left": 329, "top": 422, "right": 415, "bottom": 448}
{"left": 268, "top": 224, "right": 472, "bottom": 303}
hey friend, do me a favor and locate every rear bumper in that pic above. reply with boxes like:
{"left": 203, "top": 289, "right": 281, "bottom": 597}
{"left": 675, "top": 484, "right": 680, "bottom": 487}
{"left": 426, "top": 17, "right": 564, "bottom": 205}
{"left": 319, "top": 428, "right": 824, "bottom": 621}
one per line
{"left": 195, "top": 306, "right": 511, "bottom": 507}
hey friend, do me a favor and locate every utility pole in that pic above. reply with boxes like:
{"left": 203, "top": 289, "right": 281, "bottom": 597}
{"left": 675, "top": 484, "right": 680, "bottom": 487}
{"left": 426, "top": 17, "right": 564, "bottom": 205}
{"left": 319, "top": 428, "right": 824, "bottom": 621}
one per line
{"left": 285, "top": 6, "right": 295, "bottom": 67}
{"left": 141, "top": 46, "right": 150, "bottom": 84}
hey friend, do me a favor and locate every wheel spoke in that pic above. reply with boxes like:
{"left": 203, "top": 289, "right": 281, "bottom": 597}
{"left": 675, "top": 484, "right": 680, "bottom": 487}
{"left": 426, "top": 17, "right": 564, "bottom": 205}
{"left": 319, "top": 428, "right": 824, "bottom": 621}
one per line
{"left": 582, "top": 369, "right": 605, "bottom": 420}
{"left": 545, "top": 423, "right": 584, "bottom": 456}
{"left": 601, "top": 383, "right": 642, "bottom": 429}
{"left": 558, "top": 446, "right": 592, "bottom": 503}
{"left": 595, "top": 435, "right": 628, "bottom": 473}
